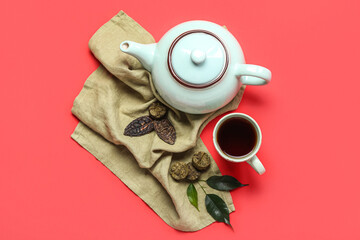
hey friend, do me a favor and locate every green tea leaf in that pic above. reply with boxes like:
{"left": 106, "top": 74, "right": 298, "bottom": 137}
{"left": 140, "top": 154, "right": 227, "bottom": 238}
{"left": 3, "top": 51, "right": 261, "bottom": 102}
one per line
{"left": 187, "top": 183, "right": 199, "bottom": 211}
{"left": 206, "top": 175, "right": 249, "bottom": 191}
{"left": 205, "top": 194, "right": 231, "bottom": 226}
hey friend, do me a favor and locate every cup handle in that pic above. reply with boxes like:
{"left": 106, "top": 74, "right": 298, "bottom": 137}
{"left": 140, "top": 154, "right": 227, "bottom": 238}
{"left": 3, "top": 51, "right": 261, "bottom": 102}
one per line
{"left": 246, "top": 155, "right": 266, "bottom": 175}
{"left": 235, "top": 64, "right": 272, "bottom": 85}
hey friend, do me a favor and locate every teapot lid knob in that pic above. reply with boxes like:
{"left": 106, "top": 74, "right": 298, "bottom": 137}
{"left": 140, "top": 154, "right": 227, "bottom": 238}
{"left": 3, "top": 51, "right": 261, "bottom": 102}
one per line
{"left": 190, "top": 49, "right": 206, "bottom": 65}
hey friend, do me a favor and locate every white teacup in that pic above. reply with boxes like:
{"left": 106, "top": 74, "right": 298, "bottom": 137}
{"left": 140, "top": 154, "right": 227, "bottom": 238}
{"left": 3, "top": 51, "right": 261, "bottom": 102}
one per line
{"left": 213, "top": 113, "right": 265, "bottom": 175}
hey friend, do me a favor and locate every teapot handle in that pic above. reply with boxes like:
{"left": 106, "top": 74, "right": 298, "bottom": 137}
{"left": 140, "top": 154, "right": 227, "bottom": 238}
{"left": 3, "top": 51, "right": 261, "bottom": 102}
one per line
{"left": 235, "top": 64, "right": 272, "bottom": 85}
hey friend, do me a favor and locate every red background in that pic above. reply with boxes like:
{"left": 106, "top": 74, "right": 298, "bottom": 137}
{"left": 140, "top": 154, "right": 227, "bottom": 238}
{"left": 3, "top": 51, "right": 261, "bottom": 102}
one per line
{"left": 1, "top": 0, "right": 360, "bottom": 239}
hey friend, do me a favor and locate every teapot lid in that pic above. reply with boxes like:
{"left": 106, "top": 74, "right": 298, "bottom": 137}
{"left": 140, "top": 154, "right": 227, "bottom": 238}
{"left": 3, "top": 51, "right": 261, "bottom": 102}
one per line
{"left": 168, "top": 30, "right": 229, "bottom": 88}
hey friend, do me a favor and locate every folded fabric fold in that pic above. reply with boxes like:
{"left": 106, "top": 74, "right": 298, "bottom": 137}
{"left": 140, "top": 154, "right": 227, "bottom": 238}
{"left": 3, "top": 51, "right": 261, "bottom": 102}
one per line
{"left": 71, "top": 11, "right": 245, "bottom": 231}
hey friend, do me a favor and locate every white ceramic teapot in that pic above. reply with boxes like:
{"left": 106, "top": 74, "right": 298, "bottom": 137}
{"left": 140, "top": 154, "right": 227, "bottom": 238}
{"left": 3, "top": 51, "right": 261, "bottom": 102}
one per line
{"left": 120, "top": 21, "right": 271, "bottom": 114}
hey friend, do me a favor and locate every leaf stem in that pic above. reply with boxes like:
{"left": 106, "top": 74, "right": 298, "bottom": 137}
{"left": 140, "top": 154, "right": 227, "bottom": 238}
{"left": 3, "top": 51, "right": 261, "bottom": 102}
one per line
{"left": 197, "top": 182, "right": 207, "bottom": 194}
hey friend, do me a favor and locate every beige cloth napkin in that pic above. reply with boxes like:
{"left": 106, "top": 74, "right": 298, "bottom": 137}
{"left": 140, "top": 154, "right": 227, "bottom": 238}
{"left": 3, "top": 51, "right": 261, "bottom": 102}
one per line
{"left": 71, "top": 11, "right": 245, "bottom": 231}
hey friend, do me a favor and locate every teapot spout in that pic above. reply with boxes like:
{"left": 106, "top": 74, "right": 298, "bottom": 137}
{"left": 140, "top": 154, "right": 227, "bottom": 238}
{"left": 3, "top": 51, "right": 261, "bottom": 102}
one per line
{"left": 120, "top": 41, "right": 156, "bottom": 71}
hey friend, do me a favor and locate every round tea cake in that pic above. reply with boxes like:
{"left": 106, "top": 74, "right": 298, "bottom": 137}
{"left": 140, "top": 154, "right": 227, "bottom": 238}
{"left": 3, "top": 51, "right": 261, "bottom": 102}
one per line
{"left": 149, "top": 101, "right": 167, "bottom": 119}
{"left": 192, "top": 151, "right": 211, "bottom": 171}
{"left": 169, "top": 162, "right": 188, "bottom": 181}
{"left": 186, "top": 162, "right": 201, "bottom": 181}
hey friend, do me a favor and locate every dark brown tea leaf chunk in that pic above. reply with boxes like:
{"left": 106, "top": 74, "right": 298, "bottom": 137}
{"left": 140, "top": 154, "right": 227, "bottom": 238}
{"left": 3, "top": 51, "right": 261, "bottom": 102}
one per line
{"left": 154, "top": 119, "right": 176, "bottom": 145}
{"left": 149, "top": 101, "right": 167, "bottom": 119}
{"left": 192, "top": 151, "right": 211, "bottom": 171}
{"left": 169, "top": 162, "right": 188, "bottom": 181}
{"left": 186, "top": 163, "right": 201, "bottom": 182}
{"left": 124, "top": 116, "right": 154, "bottom": 136}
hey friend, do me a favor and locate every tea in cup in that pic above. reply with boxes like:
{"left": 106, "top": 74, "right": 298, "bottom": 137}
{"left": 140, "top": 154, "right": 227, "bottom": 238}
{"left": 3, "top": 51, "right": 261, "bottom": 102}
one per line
{"left": 213, "top": 113, "right": 265, "bottom": 175}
